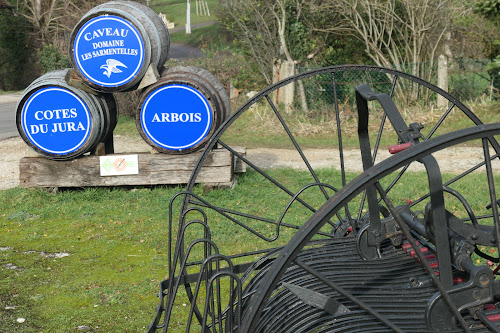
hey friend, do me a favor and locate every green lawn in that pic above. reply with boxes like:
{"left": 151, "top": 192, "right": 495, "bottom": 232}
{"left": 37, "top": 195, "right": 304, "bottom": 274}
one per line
{"left": 169, "top": 23, "right": 229, "bottom": 48}
{"left": 2, "top": 162, "right": 500, "bottom": 331}
{"left": 151, "top": 0, "right": 219, "bottom": 27}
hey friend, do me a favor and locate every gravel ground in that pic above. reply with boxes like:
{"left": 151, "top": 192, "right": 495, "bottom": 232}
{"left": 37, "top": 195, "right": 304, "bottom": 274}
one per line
{"left": 1, "top": 134, "right": 497, "bottom": 190}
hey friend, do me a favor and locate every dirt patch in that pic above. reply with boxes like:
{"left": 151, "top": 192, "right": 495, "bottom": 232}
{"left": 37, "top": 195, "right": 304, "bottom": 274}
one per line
{"left": 1, "top": 135, "right": 497, "bottom": 190}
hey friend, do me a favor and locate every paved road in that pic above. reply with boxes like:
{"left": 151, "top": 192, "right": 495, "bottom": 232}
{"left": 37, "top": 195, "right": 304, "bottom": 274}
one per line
{"left": 0, "top": 95, "right": 20, "bottom": 140}
{"left": 169, "top": 42, "right": 204, "bottom": 60}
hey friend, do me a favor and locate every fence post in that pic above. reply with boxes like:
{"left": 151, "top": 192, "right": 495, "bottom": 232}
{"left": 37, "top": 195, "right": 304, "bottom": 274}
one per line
{"left": 280, "top": 60, "right": 295, "bottom": 113}
{"left": 437, "top": 54, "right": 448, "bottom": 108}
{"left": 186, "top": 0, "right": 191, "bottom": 34}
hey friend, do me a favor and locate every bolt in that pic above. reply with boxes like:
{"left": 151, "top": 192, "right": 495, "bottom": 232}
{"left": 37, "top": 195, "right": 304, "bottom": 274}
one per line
{"left": 479, "top": 273, "right": 490, "bottom": 287}
{"left": 409, "top": 276, "right": 419, "bottom": 287}
{"left": 471, "top": 233, "right": 478, "bottom": 240}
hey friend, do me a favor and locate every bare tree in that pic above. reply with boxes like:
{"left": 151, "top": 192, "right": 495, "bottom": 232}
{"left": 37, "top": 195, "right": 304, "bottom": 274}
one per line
{"left": 319, "top": 0, "right": 469, "bottom": 100}
{"left": 20, "top": 0, "right": 140, "bottom": 55}
{"left": 22, "top": 0, "right": 61, "bottom": 43}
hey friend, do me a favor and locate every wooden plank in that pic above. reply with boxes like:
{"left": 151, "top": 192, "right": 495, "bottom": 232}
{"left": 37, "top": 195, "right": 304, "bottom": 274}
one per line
{"left": 232, "top": 146, "right": 247, "bottom": 173}
{"left": 20, "top": 149, "right": 234, "bottom": 188}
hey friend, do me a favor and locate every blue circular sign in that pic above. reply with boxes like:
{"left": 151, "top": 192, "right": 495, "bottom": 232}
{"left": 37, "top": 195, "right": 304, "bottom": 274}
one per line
{"left": 73, "top": 15, "right": 145, "bottom": 87}
{"left": 21, "top": 87, "right": 91, "bottom": 154}
{"left": 141, "top": 84, "right": 213, "bottom": 150}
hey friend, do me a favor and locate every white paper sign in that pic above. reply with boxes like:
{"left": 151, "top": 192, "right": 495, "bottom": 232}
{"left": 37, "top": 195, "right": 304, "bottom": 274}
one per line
{"left": 99, "top": 155, "right": 139, "bottom": 176}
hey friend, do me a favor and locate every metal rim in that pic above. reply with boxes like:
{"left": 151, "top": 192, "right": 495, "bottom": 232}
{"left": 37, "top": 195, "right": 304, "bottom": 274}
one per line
{"left": 154, "top": 65, "right": 500, "bottom": 332}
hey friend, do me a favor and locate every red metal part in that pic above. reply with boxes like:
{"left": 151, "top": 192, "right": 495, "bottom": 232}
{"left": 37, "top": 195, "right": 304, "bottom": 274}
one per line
{"left": 389, "top": 142, "right": 413, "bottom": 154}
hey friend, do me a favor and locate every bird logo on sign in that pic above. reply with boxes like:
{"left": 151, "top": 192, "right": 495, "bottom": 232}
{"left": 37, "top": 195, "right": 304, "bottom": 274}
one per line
{"left": 100, "top": 59, "right": 127, "bottom": 78}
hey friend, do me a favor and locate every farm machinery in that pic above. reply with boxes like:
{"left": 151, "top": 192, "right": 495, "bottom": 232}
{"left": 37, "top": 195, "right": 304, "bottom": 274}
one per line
{"left": 147, "top": 65, "right": 500, "bottom": 332}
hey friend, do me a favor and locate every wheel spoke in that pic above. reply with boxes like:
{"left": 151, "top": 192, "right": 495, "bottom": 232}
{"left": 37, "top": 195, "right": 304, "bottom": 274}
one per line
{"left": 265, "top": 95, "right": 331, "bottom": 202}
{"left": 218, "top": 141, "right": 325, "bottom": 219}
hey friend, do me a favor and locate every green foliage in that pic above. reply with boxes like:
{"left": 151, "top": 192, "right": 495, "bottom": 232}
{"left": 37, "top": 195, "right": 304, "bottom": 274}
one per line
{"left": 321, "top": 37, "right": 371, "bottom": 66}
{"left": 113, "top": 115, "right": 141, "bottom": 137}
{"left": 284, "top": 3, "right": 311, "bottom": 61}
{"left": 449, "top": 71, "right": 491, "bottom": 101}
{"left": 0, "top": 14, "right": 35, "bottom": 90}
{"left": 475, "top": 0, "right": 500, "bottom": 19}
{"left": 0, "top": 186, "right": 181, "bottom": 332}
{"left": 475, "top": 0, "right": 500, "bottom": 94}
{"left": 178, "top": 44, "right": 266, "bottom": 91}
{"left": 486, "top": 55, "right": 500, "bottom": 95}
{"left": 37, "top": 44, "right": 71, "bottom": 74}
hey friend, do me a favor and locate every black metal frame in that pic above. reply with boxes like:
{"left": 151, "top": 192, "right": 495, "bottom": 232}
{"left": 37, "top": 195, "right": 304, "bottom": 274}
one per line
{"left": 148, "top": 65, "right": 500, "bottom": 333}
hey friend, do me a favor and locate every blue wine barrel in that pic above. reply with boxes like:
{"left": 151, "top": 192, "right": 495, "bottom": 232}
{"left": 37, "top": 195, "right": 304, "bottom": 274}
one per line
{"left": 70, "top": 0, "right": 169, "bottom": 92}
{"left": 16, "top": 69, "right": 117, "bottom": 160}
{"left": 136, "top": 66, "right": 230, "bottom": 154}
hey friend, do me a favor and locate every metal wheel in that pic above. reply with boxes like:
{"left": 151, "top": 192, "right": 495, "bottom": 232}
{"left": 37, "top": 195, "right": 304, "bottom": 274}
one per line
{"left": 148, "top": 65, "right": 500, "bottom": 332}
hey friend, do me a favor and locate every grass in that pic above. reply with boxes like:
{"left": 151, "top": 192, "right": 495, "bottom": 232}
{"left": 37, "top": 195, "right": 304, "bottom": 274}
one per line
{"left": 0, "top": 186, "right": 181, "bottom": 332}
{"left": 218, "top": 99, "right": 500, "bottom": 149}
{"left": 151, "top": 0, "right": 219, "bottom": 27}
{"left": 113, "top": 114, "right": 141, "bottom": 138}
{"left": 169, "top": 23, "right": 229, "bottom": 48}
{"left": 2, "top": 162, "right": 500, "bottom": 331}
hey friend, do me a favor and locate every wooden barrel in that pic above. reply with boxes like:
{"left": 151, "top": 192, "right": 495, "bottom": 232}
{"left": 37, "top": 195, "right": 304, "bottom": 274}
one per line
{"left": 70, "top": 0, "right": 169, "bottom": 92}
{"left": 136, "top": 66, "right": 231, "bottom": 154}
{"left": 16, "top": 69, "right": 118, "bottom": 160}
{"left": 163, "top": 66, "right": 231, "bottom": 127}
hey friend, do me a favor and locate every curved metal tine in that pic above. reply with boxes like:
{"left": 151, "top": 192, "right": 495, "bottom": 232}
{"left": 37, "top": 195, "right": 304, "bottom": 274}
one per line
{"left": 171, "top": 205, "right": 209, "bottom": 283}
{"left": 218, "top": 141, "right": 339, "bottom": 230}
{"left": 482, "top": 138, "right": 500, "bottom": 257}
{"left": 166, "top": 194, "right": 211, "bottom": 330}
{"left": 171, "top": 215, "right": 211, "bottom": 276}
{"left": 293, "top": 259, "right": 405, "bottom": 333}
{"left": 277, "top": 182, "right": 341, "bottom": 236}
{"left": 202, "top": 270, "right": 243, "bottom": 333}
{"left": 164, "top": 238, "right": 220, "bottom": 333}
{"left": 200, "top": 255, "right": 229, "bottom": 333}
{"left": 168, "top": 191, "right": 191, "bottom": 278}
{"left": 147, "top": 286, "right": 167, "bottom": 333}
{"left": 170, "top": 211, "right": 213, "bottom": 330}
{"left": 442, "top": 186, "right": 479, "bottom": 227}
{"left": 187, "top": 254, "right": 234, "bottom": 333}
{"left": 182, "top": 219, "right": 213, "bottom": 264}
{"left": 168, "top": 191, "right": 208, "bottom": 279}
{"left": 374, "top": 182, "right": 472, "bottom": 333}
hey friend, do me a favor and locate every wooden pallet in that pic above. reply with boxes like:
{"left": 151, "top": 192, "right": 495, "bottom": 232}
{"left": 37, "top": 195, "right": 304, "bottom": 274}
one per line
{"left": 19, "top": 147, "right": 246, "bottom": 189}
